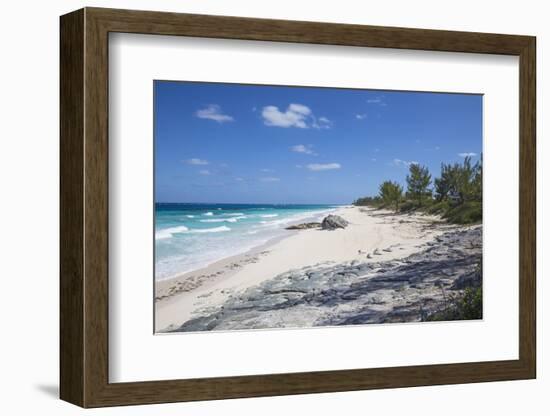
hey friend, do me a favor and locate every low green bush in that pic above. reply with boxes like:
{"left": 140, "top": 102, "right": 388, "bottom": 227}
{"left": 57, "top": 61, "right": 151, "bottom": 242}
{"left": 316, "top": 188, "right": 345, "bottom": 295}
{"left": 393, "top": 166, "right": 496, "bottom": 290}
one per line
{"left": 425, "top": 200, "right": 450, "bottom": 215}
{"left": 398, "top": 200, "right": 421, "bottom": 212}
{"left": 443, "top": 201, "right": 482, "bottom": 224}
{"left": 426, "top": 286, "right": 482, "bottom": 322}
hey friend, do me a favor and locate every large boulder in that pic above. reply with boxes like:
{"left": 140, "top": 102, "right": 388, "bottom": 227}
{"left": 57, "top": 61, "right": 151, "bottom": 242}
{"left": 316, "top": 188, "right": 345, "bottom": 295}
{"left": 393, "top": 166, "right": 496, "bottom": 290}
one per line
{"left": 321, "top": 215, "right": 349, "bottom": 230}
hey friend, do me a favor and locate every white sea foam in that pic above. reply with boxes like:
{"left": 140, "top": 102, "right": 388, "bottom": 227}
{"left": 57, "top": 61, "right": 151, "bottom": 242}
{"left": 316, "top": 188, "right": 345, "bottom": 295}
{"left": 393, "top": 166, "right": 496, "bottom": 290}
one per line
{"left": 258, "top": 209, "right": 335, "bottom": 229}
{"left": 190, "top": 226, "right": 231, "bottom": 233}
{"left": 200, "top": 218, "right": 230, "bottom": 223}
{"left": 200, "top": 216, "right": 246, "bottom": 223}
{"left": 156, "top": 223, "right": 232, "bottom": 239}
{"left": 155, "top": 207, "right": 338, "bottom": 279}
{"left": 155, "top": 225, "right": 189, "bottom": 240}
{"left": 186, "top": 215, "right": 195, "bottom": 218}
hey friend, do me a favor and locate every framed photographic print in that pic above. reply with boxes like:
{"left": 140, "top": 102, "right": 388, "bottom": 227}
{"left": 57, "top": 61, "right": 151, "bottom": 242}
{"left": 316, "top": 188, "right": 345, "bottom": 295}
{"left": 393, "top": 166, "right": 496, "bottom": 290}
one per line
{"left": 60, "top": 7, "right": 536, "bottom": 407}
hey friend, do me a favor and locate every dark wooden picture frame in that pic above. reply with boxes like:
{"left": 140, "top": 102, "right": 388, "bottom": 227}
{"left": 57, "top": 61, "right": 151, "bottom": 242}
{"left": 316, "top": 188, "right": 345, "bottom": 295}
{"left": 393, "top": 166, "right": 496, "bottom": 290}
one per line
{"left": 60, "top": 7, "right": 536, "bottom": 408}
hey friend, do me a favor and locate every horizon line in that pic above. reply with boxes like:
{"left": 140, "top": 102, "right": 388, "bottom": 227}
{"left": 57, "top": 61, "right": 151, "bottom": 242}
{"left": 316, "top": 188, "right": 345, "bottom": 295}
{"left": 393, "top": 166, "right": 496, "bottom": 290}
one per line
{"left": 155, "top": 201, "right": 352, "bottom": 205}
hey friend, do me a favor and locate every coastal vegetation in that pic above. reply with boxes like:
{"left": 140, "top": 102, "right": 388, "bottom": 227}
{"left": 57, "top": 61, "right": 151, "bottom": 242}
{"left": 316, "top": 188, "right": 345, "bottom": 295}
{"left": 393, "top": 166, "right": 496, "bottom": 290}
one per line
{"left": 354, "top": 156, "right": 482, "bottom": 224}
{"left": 378, "top": 181, "right": 403, "bottom": 211}
{"left": 406, "top": 164, "right": 432, "bottom": 205}
{"left": 425, "top": 286, "right": 482, "bottom": 321}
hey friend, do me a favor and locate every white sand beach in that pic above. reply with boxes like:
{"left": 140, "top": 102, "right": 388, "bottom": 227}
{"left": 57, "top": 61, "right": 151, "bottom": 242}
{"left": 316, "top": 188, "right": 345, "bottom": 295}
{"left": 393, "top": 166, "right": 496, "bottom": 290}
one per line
{"left": 155, "top": 206, "right": 458, "bottom": 331}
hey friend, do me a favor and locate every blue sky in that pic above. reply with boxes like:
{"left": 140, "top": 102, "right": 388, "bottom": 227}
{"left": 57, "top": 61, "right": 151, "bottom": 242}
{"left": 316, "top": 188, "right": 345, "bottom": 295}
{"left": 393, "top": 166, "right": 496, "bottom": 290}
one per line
{"left": 154, "top": 81, "right": 482, "bottom": 204}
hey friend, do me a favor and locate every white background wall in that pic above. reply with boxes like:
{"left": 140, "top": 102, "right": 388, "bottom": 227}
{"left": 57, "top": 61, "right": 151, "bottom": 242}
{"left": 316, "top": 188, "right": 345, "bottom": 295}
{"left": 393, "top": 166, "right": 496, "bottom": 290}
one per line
{"left": 0, "top": 0, "right": 546, "bottom": 414}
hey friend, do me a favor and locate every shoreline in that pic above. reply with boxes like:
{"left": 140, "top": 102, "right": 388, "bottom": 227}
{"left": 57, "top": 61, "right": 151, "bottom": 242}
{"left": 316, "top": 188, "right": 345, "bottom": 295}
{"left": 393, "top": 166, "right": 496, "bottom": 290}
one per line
{"left": 155, "top": 206, "right": 345, "bottom": 299}
{"left": 155, "top": 231, "right": 291, "bottom": 302}
{"left": 155, "top": 206, "right": 456, "bottom": 331}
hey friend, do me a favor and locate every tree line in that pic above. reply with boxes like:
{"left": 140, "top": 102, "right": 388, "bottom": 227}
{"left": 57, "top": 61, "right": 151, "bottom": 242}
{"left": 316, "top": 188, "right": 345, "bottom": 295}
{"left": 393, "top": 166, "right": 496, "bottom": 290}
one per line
{"left": 354, "top": 156, "right": 482, "bottom": 224}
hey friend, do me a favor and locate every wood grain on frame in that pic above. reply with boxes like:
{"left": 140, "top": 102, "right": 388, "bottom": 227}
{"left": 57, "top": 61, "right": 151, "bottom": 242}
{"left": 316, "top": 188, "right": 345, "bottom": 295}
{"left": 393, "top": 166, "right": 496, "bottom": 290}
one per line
{"left": 60, "top": 8, "right": 85, "bottom": 406}
{"left": 60, "top": 7, "right": 536, "bottom": 408}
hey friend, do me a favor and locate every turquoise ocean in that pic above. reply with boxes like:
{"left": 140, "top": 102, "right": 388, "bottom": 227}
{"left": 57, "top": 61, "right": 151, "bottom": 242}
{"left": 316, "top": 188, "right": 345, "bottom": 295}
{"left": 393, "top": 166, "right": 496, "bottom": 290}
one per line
{"left": 155, "top": 203, "right": 338, "bottom": 281}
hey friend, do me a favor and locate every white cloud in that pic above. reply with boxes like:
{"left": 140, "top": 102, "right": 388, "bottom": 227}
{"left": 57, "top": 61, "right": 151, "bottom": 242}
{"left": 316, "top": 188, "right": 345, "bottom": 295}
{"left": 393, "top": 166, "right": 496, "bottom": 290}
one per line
{"left": 393, "top": 158, "right": 418, "bottom": 168}
{"left": 289, "top": 103, "right": 311, "bottom": 115}
{"left": 307, "top": 163, "right": 341, "bottom": 171}
{"left": 260, "top": 177, "right": 280, "bottom": 182}
{"left": 186, "top": 158, "right": 209, "bottom": 165}
{"left": 195, "top": 104, "right": 234, "bottom": 123}
{"left": 235, "top": 177, "right": 244, "bottom": 181}
{"left": 367, "top": 96, "right": 387, "bottom": 106}
{"left": 260, "top": 168, "right": 274, "bottom": 173}
{"left": 458, "top": 152, "right": 477, "bottom": 157}
{"left": 315, "top": 116, "right": 332, "bottom": 129}
{"left": 355, "top": 114, "right": 367, "bottom": 120}
{"left": 261, "top": 103, "right": 331, "bottom": 129}
{"left": 290, "top": 144, "right": 316, "bottom": 155}
{"left": 198, "top": 169, "right": 211, "bottom": 175}
{"left": 371, "top": 158, "right": 377, "bottom": 162}
{"left": 261, "top": 104, "right": 310, "bottom": 128}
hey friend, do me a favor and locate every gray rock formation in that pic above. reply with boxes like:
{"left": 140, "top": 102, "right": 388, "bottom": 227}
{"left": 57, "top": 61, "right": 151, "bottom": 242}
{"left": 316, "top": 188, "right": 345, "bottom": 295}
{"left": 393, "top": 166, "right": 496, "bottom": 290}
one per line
{"left": 285, "top": 222, "right": 321, "bottom": 230}
{"left": 167, "top": 225, "right": 483, "bottom": 332}
{"left": 321, "top": 215, "right": 349, "bottom": 230}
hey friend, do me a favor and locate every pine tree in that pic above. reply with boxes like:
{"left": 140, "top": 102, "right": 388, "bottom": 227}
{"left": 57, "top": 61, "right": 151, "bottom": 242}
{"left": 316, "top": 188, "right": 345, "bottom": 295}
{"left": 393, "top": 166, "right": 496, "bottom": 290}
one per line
{"left": 471, "top": 155, "right": 482, "bottom": 202}
{"left": 434, "top": 163, "right": 453, "bottom": 201}
{"left": 378, "top": 181, "right": 403, "bottom": 212}
{"left": 406, "top": 164, "right": 432, "bottom": 205}
{"left": 433, "top": 156, "right": 482, "bottom": 204}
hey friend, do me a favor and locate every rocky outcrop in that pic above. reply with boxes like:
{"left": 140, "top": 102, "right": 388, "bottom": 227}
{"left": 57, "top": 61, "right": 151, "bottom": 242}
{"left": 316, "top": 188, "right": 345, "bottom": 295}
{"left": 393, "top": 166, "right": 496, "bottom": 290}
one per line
{"left": 285, "top": 222, "right": 321, "bottom": 230}
{"left": 451, "top": 267, "right": 482, "bottom": 290}
{"left": 168, "top": 226, "right": 483, "bottom": 332}
{"left": 286, "top": 214, "right": 349, "bottom": 230}
{"left": 321, "top": 215, "right": 349, "bottom": 230}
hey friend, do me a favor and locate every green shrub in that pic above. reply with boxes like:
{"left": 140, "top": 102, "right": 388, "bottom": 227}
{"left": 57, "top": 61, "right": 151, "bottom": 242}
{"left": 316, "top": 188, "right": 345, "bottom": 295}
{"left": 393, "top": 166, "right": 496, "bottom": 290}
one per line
{"left": 379, "top": 181, "right": 403, "bottom": 212}
{"left": 353, "top": 196, "right": 379, "bottom": 206}
{"left": 425, "top": 200, "right": 450, "bottom": 215}
{"left": 399, "top": 200, "right": 421, "bottom": 212}
{"left": 443, "top": 201, "right": 482, "bottom": 224}
{"left": 460, "top": 287, "right": 483, "bottom": 320}
{"left": 353, "top": 196, "right": 388, "bottom": 209}
{"left": 426, "top": 287, "right": 482, "bottom": 322}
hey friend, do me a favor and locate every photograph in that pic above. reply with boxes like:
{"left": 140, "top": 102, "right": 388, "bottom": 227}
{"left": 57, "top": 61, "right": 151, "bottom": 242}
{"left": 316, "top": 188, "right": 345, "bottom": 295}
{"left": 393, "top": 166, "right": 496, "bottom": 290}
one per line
{"left": 154, "top": 81, "right": 483, "bottom": 333}
{"left": 51, "top": 4, "right": 538, "bottom": 410}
